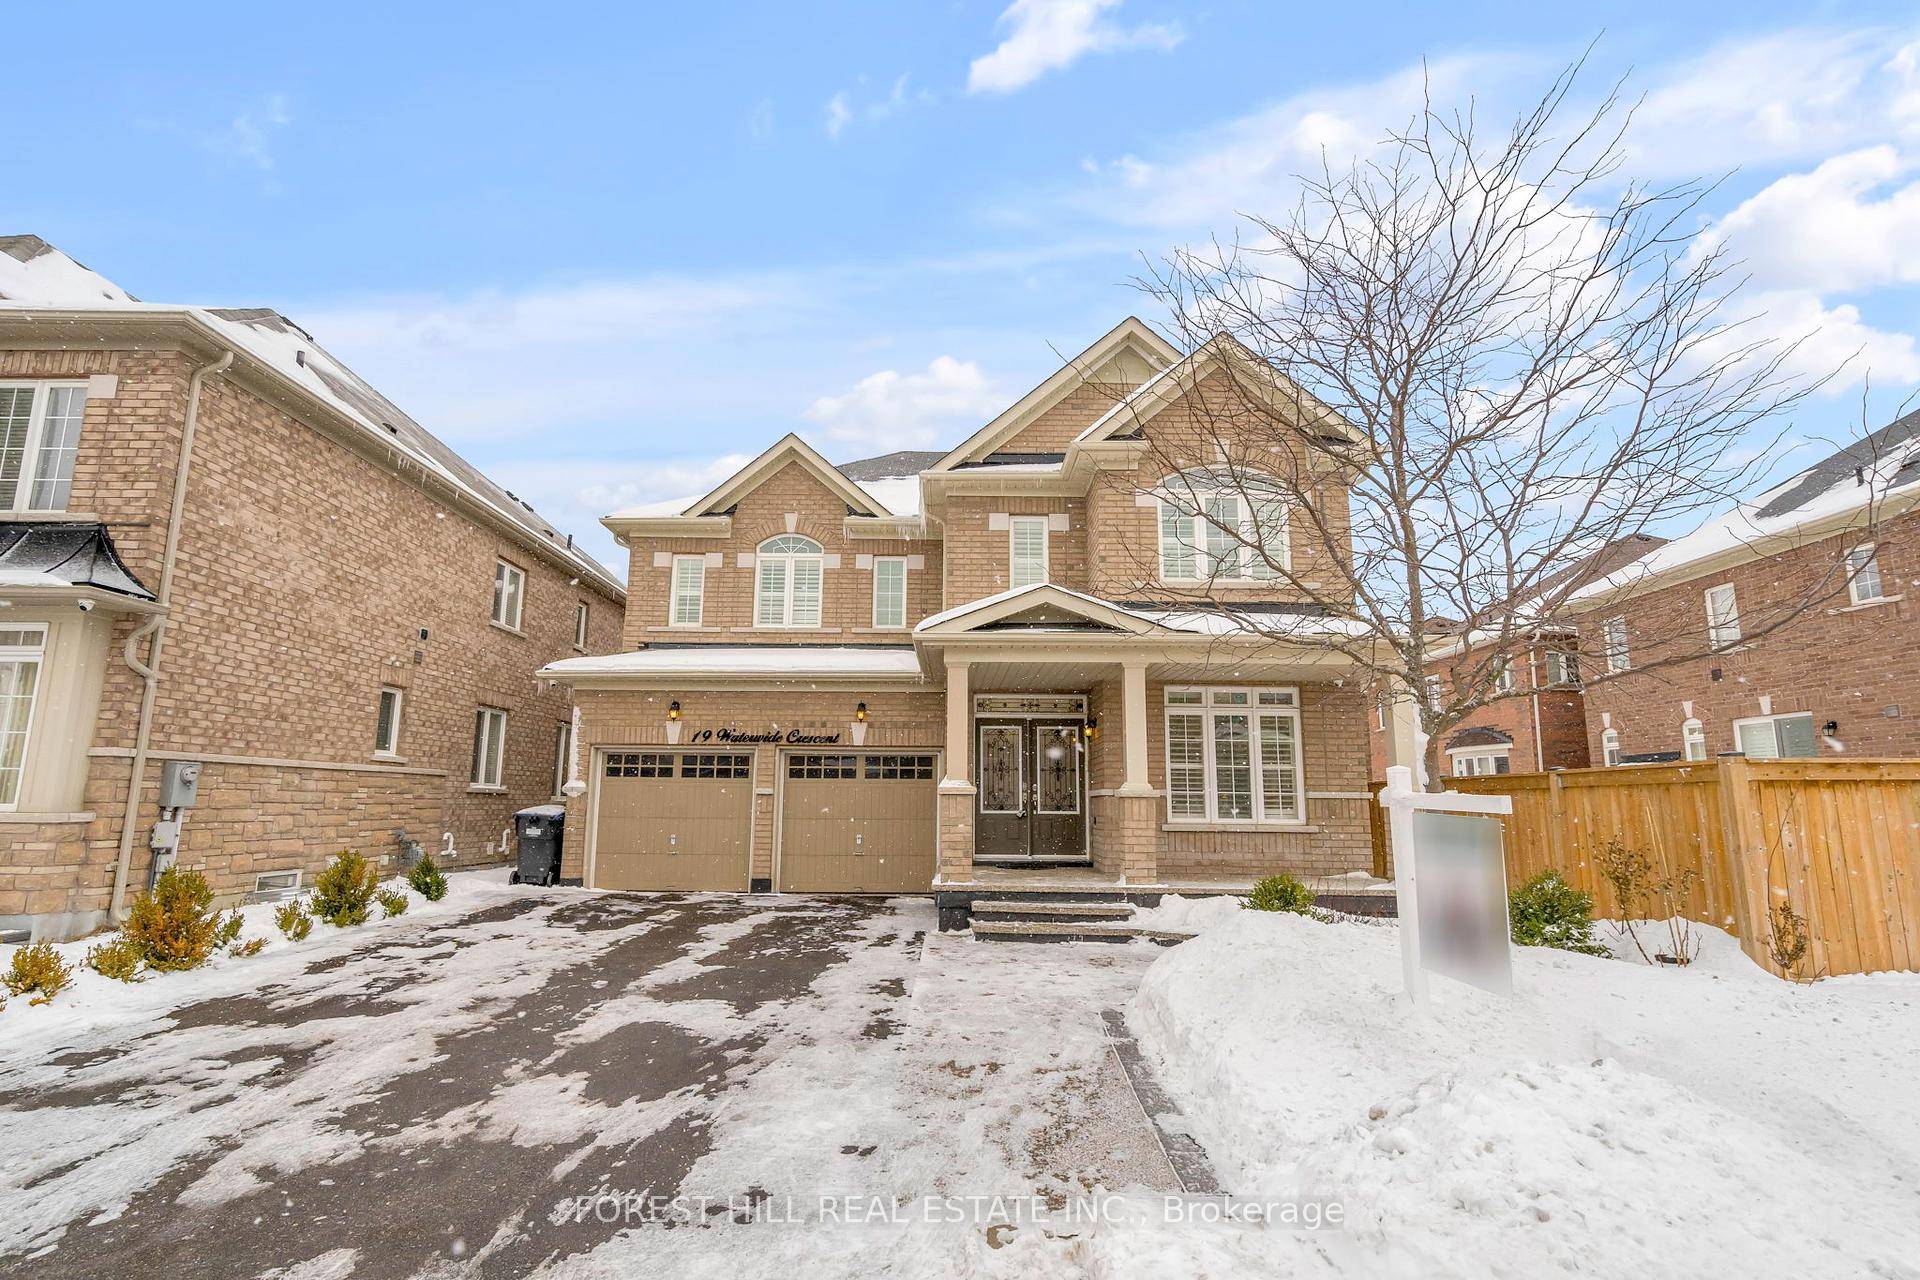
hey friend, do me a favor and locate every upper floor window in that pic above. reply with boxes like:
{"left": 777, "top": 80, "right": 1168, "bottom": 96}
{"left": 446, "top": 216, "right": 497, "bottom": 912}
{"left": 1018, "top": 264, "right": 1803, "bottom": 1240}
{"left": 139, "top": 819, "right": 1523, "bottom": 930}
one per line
{"left": 0, "top": 625, "right": 46, "bottom": 808}
{"left": 574, "top": 600, "right": 590, "bottom": 649}
{"left": 492, "top": 559, "right": 525, "bottom": 631}
{"left": 1600, "top": 616, "right": 1630, "bottom": 673}
{"left": 1009, "top": 517, "right": 1049, "bottom": 589}
{"left": 670, "top": 555, "right": 706, "bottom": 627}
{"left": 1543, "top": 649, "right": 1579, "bottom": 687}
{"left": 0, "top": 383, "right": 87, "bottom": 512}
{"left": 872, "top": 556, "right": 908, "bottom": 628}
{"left": 1491, "top": 656, "right": 1515, "bottom": 694}
{"left": 755, "top": 535, "right": 823, "bottom": 627}
{"left": 1156, "top": 472, "right": 1288, "bottom": 583}
{"left": 374, "top": 686, "right": 403, "bottom": 758}
{"left": 1705, "top": 583, "right": 1740, "bottom": 648}
{"left": 1846, "top": 544, "right": 1888, "bottom": 605}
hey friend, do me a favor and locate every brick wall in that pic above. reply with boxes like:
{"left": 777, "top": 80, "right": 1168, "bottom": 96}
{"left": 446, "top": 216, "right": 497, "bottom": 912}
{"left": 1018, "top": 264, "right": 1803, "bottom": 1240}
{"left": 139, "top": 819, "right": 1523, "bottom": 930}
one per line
{"left": 1582, "top": 511, "right": 1920, "bottom": 761}
{"left": 940, "top": 495, "right": 1088, "bottom": 605}
{"left": 1365, "top": 645, "right": 1593, "bottom": 777}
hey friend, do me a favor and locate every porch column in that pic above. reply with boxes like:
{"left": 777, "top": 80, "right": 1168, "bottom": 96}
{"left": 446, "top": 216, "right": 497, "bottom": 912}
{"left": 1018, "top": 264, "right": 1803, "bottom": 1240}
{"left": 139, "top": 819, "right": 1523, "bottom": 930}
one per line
{"left": 1112, "top": 657, "right": 1159, "bottom": 885}
{"left": 936, "top": 657, "right": 975, "bottom": 884}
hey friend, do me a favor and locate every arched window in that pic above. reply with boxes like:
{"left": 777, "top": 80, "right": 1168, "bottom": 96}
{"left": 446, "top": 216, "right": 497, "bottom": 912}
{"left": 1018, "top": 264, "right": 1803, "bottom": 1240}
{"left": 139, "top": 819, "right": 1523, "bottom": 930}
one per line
{"left": 755, "top": 535, "right": 824, "bottom": 627}
{"left": 1601, "top": 728, "right": 1622, "bottom": 767}
{"left": 1155, "top": 467, "right": 1289, "bottom": 583}
{"left": 1682, "top": 719, "right": 1707, "bottom": 761}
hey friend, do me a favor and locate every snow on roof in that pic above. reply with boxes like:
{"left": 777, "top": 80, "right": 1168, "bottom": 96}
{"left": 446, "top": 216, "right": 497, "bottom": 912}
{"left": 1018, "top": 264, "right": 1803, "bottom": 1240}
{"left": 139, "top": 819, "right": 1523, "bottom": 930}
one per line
{"left": 913, "top": 582, "right": 1129, "bottom": 632}
{"left": 1575, "top": 418, "right": 1920, "bottom": 602}
{"left": 0, "top": 237, "right": 622, "bottom": 597}
{"left": 915, "top": 581, "right": 1366, "bottom": 639}
{"left": 542, "top": 645, "right": 925, "bottom": 678}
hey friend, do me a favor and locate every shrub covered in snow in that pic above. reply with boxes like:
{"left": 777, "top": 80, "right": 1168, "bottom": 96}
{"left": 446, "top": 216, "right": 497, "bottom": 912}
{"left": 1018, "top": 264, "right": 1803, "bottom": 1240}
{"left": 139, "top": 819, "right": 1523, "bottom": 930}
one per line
{"left": 123, "top": 866, "right": 224, "bottom": 971}
{"left": 85, "top": 936, "right": 144, "bottom": 983}
{"left": 407, "top": 853, "right": 448, "bottom": 902}
{"left": 274, "top": 898, "right": 313, "bottom": 942}
{"left": 311, "top": 850, "right": 381, "bottom": 926}
{"left": 213, "top": 909, "right": 243, "bottom": 951}
{"left": 3, "top": 942, "right": 73, "bottom": 1006}
{"left": 375, "top": 888, "right": 408, "bottom": 918}
{"left": 1245, "top": 874, "right": 1315, "bottom": 916}
{"left": 1508, "top": 871, "right": 1608, "bottom": 956}
{"left": 230, "top": 937, "right": 267, "bottom": 958}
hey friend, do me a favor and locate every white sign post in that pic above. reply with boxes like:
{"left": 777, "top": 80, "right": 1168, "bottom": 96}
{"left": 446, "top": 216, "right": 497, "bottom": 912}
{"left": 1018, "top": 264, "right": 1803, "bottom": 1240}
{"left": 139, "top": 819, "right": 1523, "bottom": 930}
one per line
{"left": 1379, "top": 765, "right": 1516, "bottom": 1006}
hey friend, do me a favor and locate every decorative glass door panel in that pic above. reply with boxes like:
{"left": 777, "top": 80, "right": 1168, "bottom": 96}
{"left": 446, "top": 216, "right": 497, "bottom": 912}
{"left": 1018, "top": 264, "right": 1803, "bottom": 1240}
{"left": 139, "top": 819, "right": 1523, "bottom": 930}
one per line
{"left": 978, "top": 725, "right": 1023, "bottom": 812}
{"left": 1036, "top": 726, "right": 1080, "bottom": 814}
{"left": 975, "top": 718, "right": 1086, "bottom": 861}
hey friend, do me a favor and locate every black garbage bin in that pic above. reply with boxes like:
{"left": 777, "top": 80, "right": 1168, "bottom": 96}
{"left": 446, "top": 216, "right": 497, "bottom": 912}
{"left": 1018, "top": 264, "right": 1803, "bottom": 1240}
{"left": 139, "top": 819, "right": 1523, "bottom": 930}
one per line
{"left": 512, "top": 804, "right": 566, "bottom": 886}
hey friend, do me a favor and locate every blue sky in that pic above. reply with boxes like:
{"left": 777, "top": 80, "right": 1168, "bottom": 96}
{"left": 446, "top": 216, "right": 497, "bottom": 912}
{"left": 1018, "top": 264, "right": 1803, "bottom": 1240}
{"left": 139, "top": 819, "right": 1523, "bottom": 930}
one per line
{"left": 9, "top": 1, "right": 1920, "bottom": 571}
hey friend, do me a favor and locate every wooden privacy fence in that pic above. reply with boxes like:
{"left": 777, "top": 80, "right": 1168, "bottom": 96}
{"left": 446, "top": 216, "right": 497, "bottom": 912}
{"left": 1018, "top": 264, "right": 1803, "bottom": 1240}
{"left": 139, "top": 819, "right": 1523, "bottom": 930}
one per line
{"left": 1373, "top": 759, "right": 1920, "bottom": 979}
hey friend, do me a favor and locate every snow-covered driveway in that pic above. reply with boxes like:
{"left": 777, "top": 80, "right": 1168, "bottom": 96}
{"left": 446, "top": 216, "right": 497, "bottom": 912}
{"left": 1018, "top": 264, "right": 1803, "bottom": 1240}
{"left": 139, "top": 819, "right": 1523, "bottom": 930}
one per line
{"left": 0, "top": 890, "right": 1177, "bottom": 1279}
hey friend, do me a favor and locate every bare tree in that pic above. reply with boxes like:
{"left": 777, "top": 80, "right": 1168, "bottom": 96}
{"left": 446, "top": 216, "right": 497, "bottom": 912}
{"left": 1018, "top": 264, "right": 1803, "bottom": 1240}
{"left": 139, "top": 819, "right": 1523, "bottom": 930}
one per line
{"left": 1101, "top": 57, "right": 1890, "bottom": 786}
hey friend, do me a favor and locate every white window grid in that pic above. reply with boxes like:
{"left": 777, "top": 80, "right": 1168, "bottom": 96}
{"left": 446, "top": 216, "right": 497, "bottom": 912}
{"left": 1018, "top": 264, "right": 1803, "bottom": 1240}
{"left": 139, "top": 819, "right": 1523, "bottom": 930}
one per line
{"left": 0, "top": 624, "right": 46, "bottom": 810}
{"left": 872, "top": 556, "right": 908, "bottom": 628}
{"left": 1008, "top": 517, "right": 1049, "bottom": 590}
{"left": 755, "top": 536, "right": 823, "bottom": 627}
{"left": 670, "top": 556, "right": 706, "bottom": 627}
{"left": 1155, "top": 487, "right": 1289, "bottom": 583}
{"left": 0, "top": 382, "right": 86, "bottom": 512}
{"left": 1163, "top": 686, "right": 1305, "bottom": 824}
{"left": 1846, "top": 544, "right": 1887, "bottom": 605}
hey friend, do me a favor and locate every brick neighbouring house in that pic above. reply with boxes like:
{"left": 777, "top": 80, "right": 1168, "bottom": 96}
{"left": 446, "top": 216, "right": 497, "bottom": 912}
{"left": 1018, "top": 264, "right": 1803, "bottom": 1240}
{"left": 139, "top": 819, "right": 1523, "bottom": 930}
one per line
{"left": 1570, "top": 412, "right": 1920, "bottom": 764}
{"left": 0, "top": 237, "right": 624, "bottom": 941}
{"left": 537, "top": 318, "right": 1378, "bottom": 926}
{"left": 1365, "top": 535, "right": 1666, "bottom": 780}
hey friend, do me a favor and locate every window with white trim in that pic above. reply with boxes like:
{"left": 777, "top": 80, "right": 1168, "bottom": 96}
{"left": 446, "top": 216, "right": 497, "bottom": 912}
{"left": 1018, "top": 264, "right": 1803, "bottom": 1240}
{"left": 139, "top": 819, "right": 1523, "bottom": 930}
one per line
{"left": 470, "top": 707, "right": 508, "bottom": 788}
{"left": 1491, "top": 656, "right": 1515, "bottom": 694}
{"left": 552, "top": 719, "right": 572, "bottom": 796}
{"left": 0, "top": 626, "right": 46, "bottom": 808}
{"left": 1008, "top": 517, "right": 1049, "bottom": 589}
{"left": 1601, "top": 728, "right": 1621, "bottom": 767}
{"left": 755, "top": 535, "right": 823, "bottom": 627}
{"left": 491, "top": 560, "right": 525, "bottom": 630}
{"left": 1449, "top": 746, "right": 1511, "bottom": 776}
{"left": 1733, "top": 712, "right": 1816, "bottom": 759}
{"left": 1682, "top": 718, "right": 1707, "bottom": 761}
{"left": 1543, "top": 649, "right": 1579, "bottom": 687}
{"left": 0, "top": 382, "right": 87, "bottom": 512}
{"left": 1601, "top": 616, "right": 1630, "bottom": 673}
{"left": 574, "top": 600, "right": 590, "bottom": 649}
{"left": 374, "top": 686, "right": 403, "bottom": 757}
{"left": 872, "top": 556, "right": 908, "bottom": 628}
{"left": 1156, "top": 481, "right": 1288, "bottom": 582}
{"left": 1705, "top": 583, "right": 1740, "bottom": 648}
{"left": 1846, "top": 544, "right": 1887, "bottom": 604}
{"left": 670, "top": 555, "right": 706, "bottom": 626}
{"left": 1163, "top": 687, "right": 1305, "bottom": 823}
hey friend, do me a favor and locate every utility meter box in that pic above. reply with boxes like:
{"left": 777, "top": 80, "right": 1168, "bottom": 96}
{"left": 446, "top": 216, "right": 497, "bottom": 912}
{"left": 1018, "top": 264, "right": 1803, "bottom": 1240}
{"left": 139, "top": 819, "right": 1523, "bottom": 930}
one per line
{"left": 158, "top": 759, "right": 201, "bottom": 808}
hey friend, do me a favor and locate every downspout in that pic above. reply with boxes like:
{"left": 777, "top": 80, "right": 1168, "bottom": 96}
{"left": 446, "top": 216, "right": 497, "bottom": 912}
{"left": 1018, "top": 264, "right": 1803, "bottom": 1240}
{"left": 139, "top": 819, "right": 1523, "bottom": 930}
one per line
{"left": 108, "top": 348, "right": 234, "bottom": 921}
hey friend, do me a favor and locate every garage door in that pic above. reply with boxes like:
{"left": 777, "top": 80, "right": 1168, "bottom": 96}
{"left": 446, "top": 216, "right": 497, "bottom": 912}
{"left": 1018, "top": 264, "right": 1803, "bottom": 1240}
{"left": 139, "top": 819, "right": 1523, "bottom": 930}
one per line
{"left": 594, "top": 750, "right": 754, "bottom": 891}
{"left": 779, "top": 752, "right": 937, "bottom": 893}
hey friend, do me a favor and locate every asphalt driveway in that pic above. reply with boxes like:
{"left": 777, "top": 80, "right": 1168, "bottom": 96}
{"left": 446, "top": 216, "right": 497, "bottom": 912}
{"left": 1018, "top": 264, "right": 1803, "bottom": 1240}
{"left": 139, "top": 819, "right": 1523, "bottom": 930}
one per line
{"left": 0, "top": 890, "right": 1176, "bottom": 1278}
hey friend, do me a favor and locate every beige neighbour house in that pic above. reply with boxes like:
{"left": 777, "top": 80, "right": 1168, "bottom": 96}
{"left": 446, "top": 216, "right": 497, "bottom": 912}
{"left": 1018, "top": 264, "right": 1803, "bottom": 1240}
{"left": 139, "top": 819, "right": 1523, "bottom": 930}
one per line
{"left": 0, "top": 237, "right": 624, "bottom": 941}
{"left": 541, "top": 318, "right": 1377, "bottom": 925}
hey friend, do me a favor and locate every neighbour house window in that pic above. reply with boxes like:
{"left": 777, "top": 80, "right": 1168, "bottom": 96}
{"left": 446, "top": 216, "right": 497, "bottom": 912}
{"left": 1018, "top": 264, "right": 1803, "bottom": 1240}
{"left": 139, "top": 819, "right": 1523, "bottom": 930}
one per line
{"left": 0, "top": 383, "right": 87, "bottom": 512}
{"left": 1601, "top": 617, "right": 1630, "bottom": 673}
{"left": 0, "top": 626, "right": 46, "bottom": 809}
{"left": 492, "top": 560, "right": 525, "bottom": 630}
{"left": 1449, "top": 747, "right": 1511, "bottom": 777}
{"left": 670, "top": 556, "right": 706, "bottom": 626}
{"left": 1543, "top": 650, "right": 1579, "bottom": 687}
{"left": 1705, "top": 584, "right": 1740, "bottom": 648}
{"left": 1682, "top": 718, "right": 1708, "bottom": 761}
{"left": 1733, "top": 712, "right": 1817, "bottom": 759}
{"left": 1155, "top": 478, "right": 1288, "bottom": 582}
{"left": 754, "top": 535, "right": 823, "bottom": 627}
{"left": 470, "top": 707, "right": 508, "bottom": 788}
{"left": 872, "top": 556, "right": 908, "bottom": 628}
{"left": 1008, "top": 517, "right": 1049, "bottom": 589}
{"left": 1847, "top": 544, "right": 1888, "bottom": 604}
{"left": 1492, "top": 657, "right": 1515, "bottom": 694}
{"left": 1375, "top": 699, "right": 1387, "bottom": 731}
{"left": 552, "top": 720, "right": 572, "bottom": 796}
{"left": 574, "top": 600, "right": 590, "bottom": 649}
{"left": 374, "top": 686, "right": 403, "bottom": 757}
{"left": 1163, "top": 687, "right": 1305, "bottom": 824}
{"left": 1601, "top": 728, "right": 1621, "bottom": 767}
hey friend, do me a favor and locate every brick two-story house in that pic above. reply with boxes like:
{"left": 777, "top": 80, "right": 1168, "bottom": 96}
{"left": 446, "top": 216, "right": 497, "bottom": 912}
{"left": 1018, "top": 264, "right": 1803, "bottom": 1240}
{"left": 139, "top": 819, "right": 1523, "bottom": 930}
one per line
{"left": 0, "top": 236, "right": 623, "bottom": 941}
{"left": 541, "top": 318, "right": 1375, "bottom": 923}
{"left": 1571, "top": 413, "right": 1920, "bottom": 763}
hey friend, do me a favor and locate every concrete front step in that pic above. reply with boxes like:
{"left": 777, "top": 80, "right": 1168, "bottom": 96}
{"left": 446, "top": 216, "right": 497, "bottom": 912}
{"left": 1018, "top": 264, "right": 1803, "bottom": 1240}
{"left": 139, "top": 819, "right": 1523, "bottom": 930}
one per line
{"left": 968, "top": 919, "right": 1194, "bottom": 946}
{"left": 970, "top": 901, "right": 1137, "bottom": 923}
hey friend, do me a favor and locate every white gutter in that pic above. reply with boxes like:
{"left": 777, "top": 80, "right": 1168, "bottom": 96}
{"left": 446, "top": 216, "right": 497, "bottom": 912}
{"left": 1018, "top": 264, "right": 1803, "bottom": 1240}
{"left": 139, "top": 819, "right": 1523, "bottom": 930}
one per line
{"left": 109, "top": 347, "right": 233, "bottom": 921}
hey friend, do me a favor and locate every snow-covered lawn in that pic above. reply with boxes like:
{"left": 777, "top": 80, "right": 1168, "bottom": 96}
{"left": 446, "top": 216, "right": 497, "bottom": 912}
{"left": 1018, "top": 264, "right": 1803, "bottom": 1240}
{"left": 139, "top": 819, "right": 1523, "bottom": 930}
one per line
{"left": 1128, "top": 908, "right": 1920, "bottom": 1278}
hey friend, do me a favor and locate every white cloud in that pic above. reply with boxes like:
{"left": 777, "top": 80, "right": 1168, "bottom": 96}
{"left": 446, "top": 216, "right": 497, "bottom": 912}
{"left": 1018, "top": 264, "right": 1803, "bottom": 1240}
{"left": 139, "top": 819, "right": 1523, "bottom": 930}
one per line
{"left": 1694, "top": 146, "right": 1920, "bottom": 294}
{"left": 824, "top": 75, "right": 931, "bottom": 140}
{"left": 967, "top": 0, "right": 1183, "bottom": 95}
{"left": 803, "top": 356, "right": 1004, "bottom": 448}
{"left": 205, "top": 93, "right": 292, "bottom": 171}
{"left": 1717, "top": 289, "right": 1920, "bottom": 392}
{"left": 824, "top": 92, "right": 853, "bottom": 140}
{"left": 485, "top": 454, "right": 755, "bottom": 575}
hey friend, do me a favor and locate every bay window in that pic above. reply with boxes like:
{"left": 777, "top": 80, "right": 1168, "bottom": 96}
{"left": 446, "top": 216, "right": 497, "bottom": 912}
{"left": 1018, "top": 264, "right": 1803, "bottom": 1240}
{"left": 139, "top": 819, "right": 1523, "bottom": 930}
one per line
{"left": 754, "top": 535, "right": 823, "bottom": 627}
{"left": 0, "top": 383, "right": 87, "bottom": 512}
{"left": 0, "top": 626, "right": 45, "bottom": 808}
{"left": 1164, "top": 686, "right": 1305, "bottom": 823}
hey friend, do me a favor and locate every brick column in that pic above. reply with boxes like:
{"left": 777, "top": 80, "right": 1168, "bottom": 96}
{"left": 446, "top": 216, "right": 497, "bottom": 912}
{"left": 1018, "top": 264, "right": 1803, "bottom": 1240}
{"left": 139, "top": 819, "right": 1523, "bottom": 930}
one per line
{"left": 936, "top": 658, "right": 975, "bottom": 882}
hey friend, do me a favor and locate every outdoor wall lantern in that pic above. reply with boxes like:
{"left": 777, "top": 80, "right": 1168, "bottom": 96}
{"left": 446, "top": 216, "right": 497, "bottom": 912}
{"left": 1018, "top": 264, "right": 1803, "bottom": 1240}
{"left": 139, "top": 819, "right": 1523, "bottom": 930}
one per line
{"left": 668, "top": 700, "right": 681, "bottom": 720}
{"left": 1083, "top": 717, "right": 1100, "bottom": 741}
{"left": 665, "top": 699, "right": 684, "bottom": 745}
{"left": 855, "top": 702, "right": 868, "bottom": 722}
{"left": 1824, "top": 720, "right": 1839, "bottom": 736}
{"left": 851, "top": 701, "right": 870, "bottom": 746}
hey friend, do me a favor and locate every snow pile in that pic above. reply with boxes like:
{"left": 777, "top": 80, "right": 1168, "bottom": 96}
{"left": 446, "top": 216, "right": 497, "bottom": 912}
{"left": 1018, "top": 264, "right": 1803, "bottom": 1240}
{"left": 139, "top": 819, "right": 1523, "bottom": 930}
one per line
{"left": 1129, "top": 893, "right": 1246, "bottom": 933}
{"left": 1129, "top": 911, "right": 1920, "bottom": 1276}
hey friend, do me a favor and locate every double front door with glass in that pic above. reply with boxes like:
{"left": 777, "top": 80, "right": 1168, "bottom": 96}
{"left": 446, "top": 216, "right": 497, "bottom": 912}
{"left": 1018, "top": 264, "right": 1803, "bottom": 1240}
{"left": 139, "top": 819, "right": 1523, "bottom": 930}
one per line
{"left": 975, "top": 719, "right": 1086, "bottom": 859}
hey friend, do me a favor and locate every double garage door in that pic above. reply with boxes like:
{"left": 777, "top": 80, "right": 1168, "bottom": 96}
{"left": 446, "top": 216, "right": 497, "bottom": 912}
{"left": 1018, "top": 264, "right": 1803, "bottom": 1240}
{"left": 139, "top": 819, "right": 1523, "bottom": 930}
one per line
{"left": 592, "top": 749, "right": 936, "bottom": 894}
